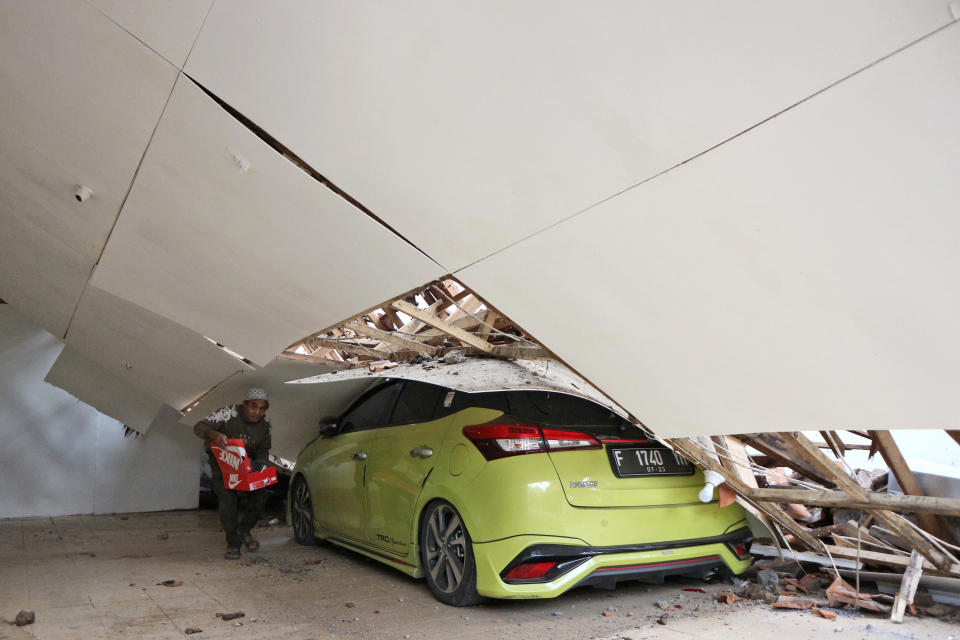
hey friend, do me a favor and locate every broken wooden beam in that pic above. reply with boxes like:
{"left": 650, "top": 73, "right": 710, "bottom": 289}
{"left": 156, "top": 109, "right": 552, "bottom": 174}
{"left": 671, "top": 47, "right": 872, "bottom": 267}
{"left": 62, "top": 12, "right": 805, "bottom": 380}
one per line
{"left": 669, "top": 438, "right": 822, "bottom": 550}
{"left": 810, "top": 441, "right": 872, "bottom": 451}
{"left": 891, "top": 551, "right": 924, "bottom": 623}
{"left": 783, "top": 432, "right": 957, "bottom": 571}
{"left": 749, "top": 543, "right": 862, "bottom": 570}
{"left": 392, "top": 299, "right": 494, "bottom": 353}
{"left": 711, "top": 435, "right": 780, "bottom": 546}
{"left": 743, "top": 488, "right": 960, "bottom": 517}
{"left": 347, "top": 320, "right": 439, "bottom": 355}
{"left": 739, "top": 432, "right": 834, "bottom": 486}
{"left": 819, "top": 430, "right": 845, "bottom": 459}
{"left": 308, "top": 336, "right": 387, "bottom": 357}
{"left": 822, "top": 545, "right": 960, "bottom": 578}
{"left": 488, "top": 344, "right": 551, "bottom": 359}
{"left": 873, "top": 430, "right": 958, "bottom": 544}
{"left": 475, "top": 308, "right": 498, "bottom": 339}
{"left": 277, "top": 351, "right": 359, "bottom": 368}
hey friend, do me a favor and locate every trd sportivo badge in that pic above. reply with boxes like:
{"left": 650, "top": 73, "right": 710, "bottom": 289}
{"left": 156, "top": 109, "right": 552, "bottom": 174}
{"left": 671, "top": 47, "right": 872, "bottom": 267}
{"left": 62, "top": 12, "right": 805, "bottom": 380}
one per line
{"left": 569, "top": 480, "right": 598, "bottom": 488}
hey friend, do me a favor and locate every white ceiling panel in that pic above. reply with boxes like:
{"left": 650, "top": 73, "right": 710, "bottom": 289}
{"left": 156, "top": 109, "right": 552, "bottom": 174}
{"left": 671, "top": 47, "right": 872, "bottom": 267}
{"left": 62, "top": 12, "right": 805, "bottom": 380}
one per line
{"left": 65, "top": 285, "right": 248, "bottom": 412}
{"left": 89, "top": 0, "right": 213, "bottom": 68}
{"left": 45, "top": 346, "right": 165, "bottom": 433}
{"left": 185, "top": 1, "right": 953, "bottom": 271}
{"left": 90, "top": 76, "right": 442, "bottom": 366}
{"left": 458, "top": 23, "right": 960, "bottom": 438}
{"left": 0, "top": 0, "right": 178, "bottom": 336}
{"left": 180, "top": 358, "right": 371, "bottom": 460}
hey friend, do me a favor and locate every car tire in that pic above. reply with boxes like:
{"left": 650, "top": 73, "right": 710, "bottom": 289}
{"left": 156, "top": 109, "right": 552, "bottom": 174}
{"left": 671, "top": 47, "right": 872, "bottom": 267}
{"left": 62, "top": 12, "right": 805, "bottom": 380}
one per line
{"left": 419, "top": 500, "right": 481, "bottom": 606}
{"left": 291, "top": 476, "right": 316, "bottom": 546}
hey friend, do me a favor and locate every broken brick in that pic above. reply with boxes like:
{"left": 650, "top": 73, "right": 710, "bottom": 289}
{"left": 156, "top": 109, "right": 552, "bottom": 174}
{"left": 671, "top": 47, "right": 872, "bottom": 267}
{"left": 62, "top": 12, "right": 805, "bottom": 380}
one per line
{"left": 216, "top": 612, "right": 245, "bottom": 621}
{"left": 797, "top": 573, "right": 822, "bottom": 594}
{"left": 14, "top": 611, "right": 35, "bottom": 626}
{"left": 811, "top": 608, "right": 838, "bottom": 620}
{"left": 825, "top": 576, "right": 888, "bottom": 613}
{"left": 771, "top": 595, "right": 816, "bottom": 610}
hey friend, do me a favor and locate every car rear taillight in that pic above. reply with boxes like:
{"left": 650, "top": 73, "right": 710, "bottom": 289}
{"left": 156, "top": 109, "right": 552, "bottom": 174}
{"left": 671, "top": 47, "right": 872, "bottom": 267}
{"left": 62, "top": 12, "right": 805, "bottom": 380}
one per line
{"left": 462, "top": 423, "right": 543, "bottom": 460}
{"left": 463, "top": 421, "right": 601, "bottom": 460}
{"left": 541, "top": 428, "right": 602, "bottom": 452}
{"left": 726, "top": 540, "right": 752, "bottom": 560}
{"left": 502, "top": 561, "right": 556, "bottom": 580}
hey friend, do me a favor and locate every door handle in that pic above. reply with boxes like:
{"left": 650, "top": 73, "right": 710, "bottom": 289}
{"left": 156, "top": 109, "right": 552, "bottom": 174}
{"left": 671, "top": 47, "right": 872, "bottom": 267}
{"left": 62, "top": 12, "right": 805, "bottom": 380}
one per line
{"left": 352, "top": 451, "right": 368, "bottom": 461}
{"left": 410, "top": 447, "right": 433, "bottom": 459}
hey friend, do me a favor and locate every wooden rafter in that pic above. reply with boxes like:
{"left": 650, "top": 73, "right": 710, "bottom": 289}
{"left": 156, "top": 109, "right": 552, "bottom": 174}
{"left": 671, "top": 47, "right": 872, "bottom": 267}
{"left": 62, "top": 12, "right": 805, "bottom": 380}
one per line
{"left": 392, "top": 299, "right": 494, "bottom": 353}
{"left": 745, "top": 488, "right": 960, "bottom": 516}
{"left": 740, "top": 432, "right": 834, "bottom": 486}
{"left": 823, "top": 544, "right": 960, "bottom": 578}
{"left": 780, "top": 432, "right": 956, "bottom": 571}
{"left": 277, "top": 351, "right": 357, "bottom": 368}
{"left": 348, "top": 319, "right": 438, "bottom": 356}
{"left": 309, "top": 336, "right": 386, "bottom": 357}
{"left": 872, "top": 430, "right": 957, "bottom": 544}
{"left": 669, "top": 437, "right": 822, "bottom": 550}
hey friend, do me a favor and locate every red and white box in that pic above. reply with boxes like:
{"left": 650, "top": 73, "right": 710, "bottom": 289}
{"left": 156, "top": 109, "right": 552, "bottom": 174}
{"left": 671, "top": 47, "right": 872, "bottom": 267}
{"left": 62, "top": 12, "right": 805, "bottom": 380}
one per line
{"left": 210, "top": 438, "right": 278, "bottom": 491}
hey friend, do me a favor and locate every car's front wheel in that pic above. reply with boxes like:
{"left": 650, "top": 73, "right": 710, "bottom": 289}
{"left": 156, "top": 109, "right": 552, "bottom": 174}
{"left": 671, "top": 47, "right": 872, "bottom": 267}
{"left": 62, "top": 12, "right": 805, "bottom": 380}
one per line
{"left": 420, "top": 501, "right": 480, "bottom": 606}
{"left": 291, "top": 476, "right": 316, "bottom": 546}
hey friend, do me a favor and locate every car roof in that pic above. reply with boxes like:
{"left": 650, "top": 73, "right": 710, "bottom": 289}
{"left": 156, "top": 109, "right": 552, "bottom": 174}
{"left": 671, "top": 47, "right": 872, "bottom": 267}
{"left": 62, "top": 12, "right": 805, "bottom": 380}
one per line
{"left": 288, "top": 356, "right": 628, "bottom": 419}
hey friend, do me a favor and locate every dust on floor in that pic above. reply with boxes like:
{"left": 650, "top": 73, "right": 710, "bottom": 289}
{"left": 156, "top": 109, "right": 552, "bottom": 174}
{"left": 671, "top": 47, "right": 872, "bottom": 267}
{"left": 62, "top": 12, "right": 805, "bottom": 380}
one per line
{"left": 0, "top": 511, "right": 955, "bottom": 640}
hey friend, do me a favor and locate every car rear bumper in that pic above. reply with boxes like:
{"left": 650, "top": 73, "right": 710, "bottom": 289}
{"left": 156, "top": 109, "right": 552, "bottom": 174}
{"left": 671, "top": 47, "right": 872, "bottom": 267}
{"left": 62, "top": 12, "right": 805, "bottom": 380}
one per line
{"left": 472, "top": 529, "right": 752, "bottom": 599}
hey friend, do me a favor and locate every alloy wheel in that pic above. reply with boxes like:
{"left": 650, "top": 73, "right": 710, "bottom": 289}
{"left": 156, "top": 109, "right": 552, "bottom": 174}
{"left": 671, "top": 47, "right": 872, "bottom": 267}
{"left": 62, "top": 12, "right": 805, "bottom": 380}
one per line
{"left": 423, "top": 503, "right": 467, "bottom": 593}
{"left": 291, "top": 478, "right": 314, "bottom": 545}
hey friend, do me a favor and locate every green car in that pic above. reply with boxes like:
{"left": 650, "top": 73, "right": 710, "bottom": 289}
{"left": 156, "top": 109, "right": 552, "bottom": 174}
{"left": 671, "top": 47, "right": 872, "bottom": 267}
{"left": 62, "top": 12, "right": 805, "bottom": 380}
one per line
{"left": 289, "top": 379, "right": 752, "bottom": 605}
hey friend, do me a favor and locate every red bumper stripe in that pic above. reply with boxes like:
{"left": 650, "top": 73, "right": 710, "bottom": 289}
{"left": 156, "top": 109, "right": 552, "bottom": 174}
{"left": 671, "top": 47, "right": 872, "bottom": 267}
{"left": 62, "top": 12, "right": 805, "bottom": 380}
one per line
{"left": 594, "top": 554, "right": 721, "bottom": 573}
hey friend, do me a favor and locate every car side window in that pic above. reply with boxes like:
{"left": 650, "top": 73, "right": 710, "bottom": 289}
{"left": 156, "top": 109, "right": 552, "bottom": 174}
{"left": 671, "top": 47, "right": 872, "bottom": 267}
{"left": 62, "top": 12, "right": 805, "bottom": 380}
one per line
{"left": 339, "top": 382, "right": 402, "bottom": 433}
{"left": 390, "top": 381, "right": 446, "bottom": 425}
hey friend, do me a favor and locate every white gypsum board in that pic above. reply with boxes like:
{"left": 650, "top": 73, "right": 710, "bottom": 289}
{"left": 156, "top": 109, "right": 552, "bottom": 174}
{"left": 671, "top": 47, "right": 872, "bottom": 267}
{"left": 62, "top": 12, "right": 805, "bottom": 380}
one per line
{"left": 90, "top": 76, "right": 442, "bottom": 366}
{"left": 181, "top": 359, "right": 372, "bottom": 461}
{"left": 0, "top": 0, "right": 178, "bottom": 336}
{"left": 88, "top": 0, "right": 213, "bottom": 68}
{"left": 45, "top": 346, "right": 166, "bottom": 433}
{"left": 65, "top": 285, "right": 249, "bottom": 412}
{"left": 290, "top": 357, "right": 625, "bottom": 418}
{"left": 458, "top": 22, "right": 960, "bottom": 437}
{"left": 184, "top": 0, "right": 953, "bottom": 271}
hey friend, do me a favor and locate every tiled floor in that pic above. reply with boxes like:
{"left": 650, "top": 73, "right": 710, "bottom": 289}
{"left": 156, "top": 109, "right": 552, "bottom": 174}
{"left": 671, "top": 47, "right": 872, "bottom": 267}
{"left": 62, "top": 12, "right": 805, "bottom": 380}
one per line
{"left": 0, "top": 511, "right": 955, "bottom": 639}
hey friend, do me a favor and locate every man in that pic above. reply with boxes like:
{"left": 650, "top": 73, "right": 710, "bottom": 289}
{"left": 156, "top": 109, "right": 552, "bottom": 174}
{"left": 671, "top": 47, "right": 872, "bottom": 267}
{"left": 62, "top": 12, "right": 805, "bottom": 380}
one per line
{"left": 194, "top": 387, "right": 273, "bottom": 559}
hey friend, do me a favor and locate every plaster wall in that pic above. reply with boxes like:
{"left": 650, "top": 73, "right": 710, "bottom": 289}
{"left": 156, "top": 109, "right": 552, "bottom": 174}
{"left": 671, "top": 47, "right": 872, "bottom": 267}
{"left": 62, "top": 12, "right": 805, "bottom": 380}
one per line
{"left": 0, "top": 306, "right": 200, "bottom": 518}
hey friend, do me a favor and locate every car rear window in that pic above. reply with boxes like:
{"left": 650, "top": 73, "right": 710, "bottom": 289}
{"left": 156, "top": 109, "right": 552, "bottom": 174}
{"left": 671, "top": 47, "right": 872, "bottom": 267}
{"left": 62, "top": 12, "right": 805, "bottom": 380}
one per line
{"left": 505, "top": 391, "right": 644, "bottom": 439}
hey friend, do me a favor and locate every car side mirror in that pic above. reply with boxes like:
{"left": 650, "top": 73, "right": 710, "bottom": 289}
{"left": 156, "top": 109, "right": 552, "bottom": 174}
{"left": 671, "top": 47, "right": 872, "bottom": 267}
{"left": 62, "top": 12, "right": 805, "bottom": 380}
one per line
{"left": 318, "top": 417, "right": 338, "bottom": 436}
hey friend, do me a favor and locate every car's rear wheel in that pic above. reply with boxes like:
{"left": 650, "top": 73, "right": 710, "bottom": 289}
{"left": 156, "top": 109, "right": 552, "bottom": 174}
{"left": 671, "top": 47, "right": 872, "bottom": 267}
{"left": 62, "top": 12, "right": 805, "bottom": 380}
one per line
{"left": 291, "top": 477, "right": 316, "bottom": 545}
{"left": 420, "top": 501, "right": 480, "bottom": 606}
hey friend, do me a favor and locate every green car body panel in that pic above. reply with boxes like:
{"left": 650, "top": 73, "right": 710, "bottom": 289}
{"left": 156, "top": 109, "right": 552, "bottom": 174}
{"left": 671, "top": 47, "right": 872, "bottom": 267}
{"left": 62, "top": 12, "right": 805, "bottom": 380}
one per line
{"left": 291, "top": 403, "right": 752, "bottom": 600}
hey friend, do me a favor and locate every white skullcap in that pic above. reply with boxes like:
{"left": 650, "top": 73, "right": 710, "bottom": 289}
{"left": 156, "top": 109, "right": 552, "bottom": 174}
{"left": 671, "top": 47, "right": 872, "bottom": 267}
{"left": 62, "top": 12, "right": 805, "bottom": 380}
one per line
{"left": 245, "top": 387, "right": 269, "bottom": 402}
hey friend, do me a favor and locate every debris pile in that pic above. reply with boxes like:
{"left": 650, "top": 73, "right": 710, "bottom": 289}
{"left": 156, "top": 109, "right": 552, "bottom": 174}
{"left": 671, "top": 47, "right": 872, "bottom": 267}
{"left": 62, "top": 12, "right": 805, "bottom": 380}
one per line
{"left": 669, "top": 430, "right": 960, "bottom": 623}
{"left": 710, "top": 554, "right": 960, "bottom": 624}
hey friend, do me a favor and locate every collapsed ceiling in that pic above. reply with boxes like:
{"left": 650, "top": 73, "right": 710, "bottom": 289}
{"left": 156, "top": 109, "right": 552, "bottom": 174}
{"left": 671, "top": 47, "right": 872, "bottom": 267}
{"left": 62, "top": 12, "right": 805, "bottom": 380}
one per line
{"left": 1, "top": 1, "right": 959, "bottom": 438}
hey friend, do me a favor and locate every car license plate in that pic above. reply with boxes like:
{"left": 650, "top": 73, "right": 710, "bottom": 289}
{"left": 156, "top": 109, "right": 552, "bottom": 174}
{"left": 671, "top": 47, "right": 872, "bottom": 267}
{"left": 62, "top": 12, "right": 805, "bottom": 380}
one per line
{"left": 608, "top": 446, "right": 695, "bottom": 478}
